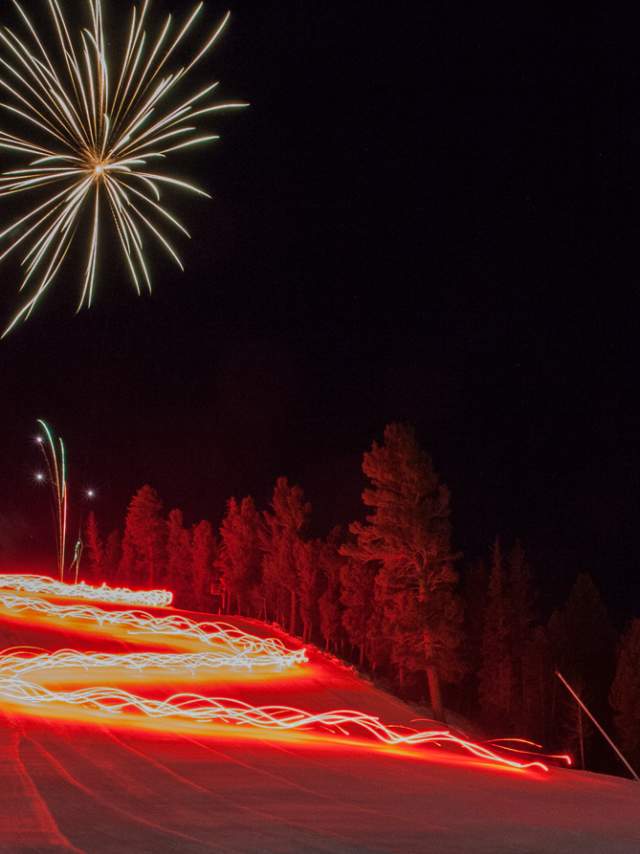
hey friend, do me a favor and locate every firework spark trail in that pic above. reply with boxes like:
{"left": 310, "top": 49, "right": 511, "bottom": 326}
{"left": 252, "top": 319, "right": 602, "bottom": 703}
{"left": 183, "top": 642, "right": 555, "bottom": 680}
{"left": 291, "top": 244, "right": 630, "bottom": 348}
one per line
{"left": 0, "top": 574, "right": 173, "bottom": 607}
{"left": 0, "top": 577, "right": 556, "bottom": 771}
{"left": 0, "top": 0, "right": 247, "bottom": 335}
{"left": 35, "top": 420, "right": 67, "bottom": 582}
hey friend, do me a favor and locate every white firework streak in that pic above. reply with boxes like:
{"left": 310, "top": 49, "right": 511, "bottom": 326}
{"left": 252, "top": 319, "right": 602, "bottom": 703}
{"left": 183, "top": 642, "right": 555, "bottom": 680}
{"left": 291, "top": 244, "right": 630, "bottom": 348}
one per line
{"left": 0, "top": 0, "right": 247, "bottom": 336}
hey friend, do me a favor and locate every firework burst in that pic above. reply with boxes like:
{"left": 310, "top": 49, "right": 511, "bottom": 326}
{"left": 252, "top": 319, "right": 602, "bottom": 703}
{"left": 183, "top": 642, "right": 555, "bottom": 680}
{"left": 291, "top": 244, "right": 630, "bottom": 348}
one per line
{"left": 0, "top": 0, "right": 246, "bottom": 336}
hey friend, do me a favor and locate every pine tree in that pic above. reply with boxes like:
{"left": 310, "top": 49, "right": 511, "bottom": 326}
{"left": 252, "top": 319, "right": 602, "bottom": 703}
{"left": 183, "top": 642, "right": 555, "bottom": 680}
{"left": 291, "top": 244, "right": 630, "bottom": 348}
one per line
{"left": 296, "top": 538, "right": 322, "bottom": 643}
{"left": 103, "top": 530, "right": 121, "bottom": 583}
{"left": 548, "top": 573, "right": 616, "bottom": 765}
{"left": 460, "top": 559, "right": 488, "bottom": 716}
{"left": 478, "top": 539, "right": 513, "bottom": 728}
{"left": 341, "top": 423, "right": 461, "bottom": 720}
{"left": 318, "top": 533, "right": 345, "bottom": 654}
{"left": 261, "top": 477, "right": 311, "bottom": 635}
{"left": 192, "top": 520, "right": 216, "bottom": 612}
{"left": 217, "top": 497, "right": 263, "bottom": 616}
{"left": 508, "top": 541, "right": 537, "bottom": 728}
{"left": 341, "top": 559, "right": 377, "bottom": 667}
{"left": 521, "top": 625, "right": 552, "bottom": 742}
{"left": 84, "top": 511, "right": 104, "bottom": 583}
{"left": 166, "top": 508, "right": 192, "bottom": 607}
{"left": 610, "top": 619, "right": 640, "bottom": 767}
{"left": 118, "top": 485, "right": 165, "bottom": 587}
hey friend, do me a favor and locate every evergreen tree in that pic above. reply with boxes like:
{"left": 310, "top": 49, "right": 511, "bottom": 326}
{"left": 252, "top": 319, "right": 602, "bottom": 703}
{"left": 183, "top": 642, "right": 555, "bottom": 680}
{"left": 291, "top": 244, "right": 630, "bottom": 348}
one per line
{"left": 478, "top": 539, "right": 513, "bottom": 728}
{"left": 521, "top": 625, "right": 552, "bottom": 742}
{"left": 84, "top": 510, "right": 104, "bottom": 583}
{"left": 103, "top": 529, "right": 121, "bottom": 583}
{"left": 261, "top": 477, "right": 311, "bottom": 634}
{"left": 192, "top": 520, "right": 216, "bottom": 612}
{"left": 217, "top": 497, "right": 263, "bottom": 615}
{"left": 118, "top": 485, "right": 165, "bottom": 587}
{"left": 318, "top": 532, "right": 345, "bottom": 654}
{"left": 296, "top": 538, "right": 322, "bottom": 643}
{"left": 508, "top": 541, "right": 537, "bottom": 728}
{"left": 341, "top": 559, "right": 377, "bottom": 667}
{"left": 341, "top": 423, "right": 462, "bottom": 720}
{"left": 166, "top": 508, "right": 192, "bottom": 607}
{"left": 610, "top": 619, "right": 640, "bottom": 767}
{"left": 460, "top": 559, "right": 488, "bottom": 716}
{"left": 548, "top": 573, "right": 616, "bottom": 764}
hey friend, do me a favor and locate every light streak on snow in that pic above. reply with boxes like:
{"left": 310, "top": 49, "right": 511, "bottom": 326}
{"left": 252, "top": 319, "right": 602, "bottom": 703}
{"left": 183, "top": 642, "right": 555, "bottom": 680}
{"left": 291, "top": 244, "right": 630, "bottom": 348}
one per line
{"left": 0, "top": 574, "right": 173, "bottom": 607}
{"left": 0, "top": 576, "right": 554, "bottom": 771}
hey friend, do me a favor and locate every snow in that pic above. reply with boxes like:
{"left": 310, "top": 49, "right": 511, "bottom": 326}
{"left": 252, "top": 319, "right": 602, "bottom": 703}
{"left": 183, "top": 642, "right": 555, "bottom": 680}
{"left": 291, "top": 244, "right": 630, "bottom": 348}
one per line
{"left": 0, "top": 601, "right": 638, "bottom": 853}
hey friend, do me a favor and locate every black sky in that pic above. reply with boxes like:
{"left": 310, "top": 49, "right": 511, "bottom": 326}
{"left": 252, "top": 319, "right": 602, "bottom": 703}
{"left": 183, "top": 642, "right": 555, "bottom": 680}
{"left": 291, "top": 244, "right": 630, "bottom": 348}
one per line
{"left": 0, "top": 1, "right": 638, "bottom": 621}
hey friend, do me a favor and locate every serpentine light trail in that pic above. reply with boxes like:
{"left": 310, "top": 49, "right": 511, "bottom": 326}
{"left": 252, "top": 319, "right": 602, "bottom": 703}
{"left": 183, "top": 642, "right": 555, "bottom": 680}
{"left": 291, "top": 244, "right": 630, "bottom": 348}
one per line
{"left": 0, "top": 573, "right": 173, "bottom": 607}
{"left": 0, "top": 0, "right": 246, "bottom": 336}
{"left": 0, "top": 575, "right": 562, "bottom": 771}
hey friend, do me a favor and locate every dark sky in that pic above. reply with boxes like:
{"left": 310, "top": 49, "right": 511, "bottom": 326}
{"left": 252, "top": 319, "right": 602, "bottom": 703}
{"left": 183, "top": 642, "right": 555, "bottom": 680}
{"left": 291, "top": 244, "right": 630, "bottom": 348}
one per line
{"left": 0, "top": 2, "right": 638, "bottom": 621}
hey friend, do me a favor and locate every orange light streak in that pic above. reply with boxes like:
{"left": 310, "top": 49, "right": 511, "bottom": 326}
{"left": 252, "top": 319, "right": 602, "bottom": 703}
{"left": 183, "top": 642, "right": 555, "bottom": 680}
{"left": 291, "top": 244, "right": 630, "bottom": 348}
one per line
{"left": 0, "top": 577, "right": 556, "bottom": 772}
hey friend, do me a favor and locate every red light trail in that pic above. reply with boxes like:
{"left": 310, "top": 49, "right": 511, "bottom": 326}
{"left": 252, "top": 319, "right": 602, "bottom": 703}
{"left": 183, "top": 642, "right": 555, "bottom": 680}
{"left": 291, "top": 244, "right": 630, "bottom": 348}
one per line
{"left": 0, "top": 575, "right": 564, "bottom": 772}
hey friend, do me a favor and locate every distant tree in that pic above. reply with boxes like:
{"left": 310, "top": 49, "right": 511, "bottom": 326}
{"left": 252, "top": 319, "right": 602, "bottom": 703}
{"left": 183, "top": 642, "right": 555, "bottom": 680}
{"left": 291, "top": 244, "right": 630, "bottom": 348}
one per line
{"left": 261, "top": 478, "right": 311, "bottom": 634}
{"left": 166, "top": 508, "right": 192, "bottom": 607}
{"left": 548, "top": 573, "right": 616, "bottom": 765}
{"left": 508, "top": 541, "right": 537, "bottom": 728}
{"left": 191, "top": 520, "right": 216, "bottom": 612}
{"left": 318, "top": 532, "right": 346, "bottom": 654}
{"left": 217, "top": 497, "right": 264, "bottom": 616}
{"left": 84, "top": 511, "right": 104, "bottom": 583}
{"left": 295, "top": 538, "right": 322, "bottom": 643}
{"left": 103, "top": 530, "right": 121, "bottom": 583}
{"left": 521, "top": 625, "right": 552, "bottom": 743}
{"left": 460, "top": 559, "right": 488, "bottom": 715}
{"left": 478, "top": 539, "right": 513, "bottom": 728}
{"left": 341, "top": 423, "right": 462, "bottom": 721}
{"left": 118, "top": 485, "right": 165, "bottom": 587}
{"left": 341, "top": 559, "right": 377, "bottom": 667}
{"left": 610, "top": 619, "right": 640, "bottom": 767}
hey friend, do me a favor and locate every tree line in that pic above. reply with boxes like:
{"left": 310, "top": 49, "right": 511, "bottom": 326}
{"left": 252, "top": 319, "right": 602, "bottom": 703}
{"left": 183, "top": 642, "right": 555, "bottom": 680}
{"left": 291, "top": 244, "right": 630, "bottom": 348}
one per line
{"left": 82, "top": 422, "right": 640, "bottom": 774}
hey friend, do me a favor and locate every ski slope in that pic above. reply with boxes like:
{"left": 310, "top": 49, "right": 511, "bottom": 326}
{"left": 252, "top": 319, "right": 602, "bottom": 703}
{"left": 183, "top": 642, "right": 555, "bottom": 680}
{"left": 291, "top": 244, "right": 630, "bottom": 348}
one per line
{"left": 0, "top": 575, "right": 638, "bottom": 853}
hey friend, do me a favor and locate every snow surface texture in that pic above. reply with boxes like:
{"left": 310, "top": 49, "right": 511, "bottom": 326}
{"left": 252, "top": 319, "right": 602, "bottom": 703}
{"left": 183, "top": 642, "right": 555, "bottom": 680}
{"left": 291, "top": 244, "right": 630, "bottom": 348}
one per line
{"left": 0, "top": 597, "right": 638, "bottom": 853}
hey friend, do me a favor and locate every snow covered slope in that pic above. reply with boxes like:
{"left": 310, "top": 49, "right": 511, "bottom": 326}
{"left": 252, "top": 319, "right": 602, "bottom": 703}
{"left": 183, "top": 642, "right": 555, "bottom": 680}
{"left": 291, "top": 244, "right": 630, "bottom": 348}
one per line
{"left": 0, "top": 593, "right": 638, "bottom": 853}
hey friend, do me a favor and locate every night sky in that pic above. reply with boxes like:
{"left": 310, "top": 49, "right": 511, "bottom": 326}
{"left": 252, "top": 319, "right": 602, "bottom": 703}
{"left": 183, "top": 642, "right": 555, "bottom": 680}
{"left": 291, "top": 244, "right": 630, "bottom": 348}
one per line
{"left": 0, "top": 2, "right": 638, "bottom": 621}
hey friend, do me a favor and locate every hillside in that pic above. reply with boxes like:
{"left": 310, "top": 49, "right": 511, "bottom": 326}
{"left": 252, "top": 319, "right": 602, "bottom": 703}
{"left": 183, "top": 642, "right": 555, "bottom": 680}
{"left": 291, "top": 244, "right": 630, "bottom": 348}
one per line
{"left": 0, "top": 576, "right": 638, "bottom": 853}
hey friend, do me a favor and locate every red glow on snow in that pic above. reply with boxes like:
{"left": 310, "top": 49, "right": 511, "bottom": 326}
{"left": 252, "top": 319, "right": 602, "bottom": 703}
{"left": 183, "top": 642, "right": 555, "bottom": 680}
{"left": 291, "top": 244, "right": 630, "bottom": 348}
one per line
{"left": 0, "top": 575, "right": 557, "bottom": 772}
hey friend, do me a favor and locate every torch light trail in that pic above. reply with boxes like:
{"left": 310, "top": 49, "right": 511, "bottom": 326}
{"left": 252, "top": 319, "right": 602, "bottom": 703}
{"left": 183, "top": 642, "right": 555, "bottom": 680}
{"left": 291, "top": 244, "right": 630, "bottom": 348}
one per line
{"left": 35, "top": 420, "right": 67, "bottom": 582}
{"left": 0, "top": 573, "right": 173, "bottom": 607}
{"left": 0, "top": 576, "right": 560, "bottom": 771}
{"left": 0, "top": 0, "right": 247, "bottom": 336}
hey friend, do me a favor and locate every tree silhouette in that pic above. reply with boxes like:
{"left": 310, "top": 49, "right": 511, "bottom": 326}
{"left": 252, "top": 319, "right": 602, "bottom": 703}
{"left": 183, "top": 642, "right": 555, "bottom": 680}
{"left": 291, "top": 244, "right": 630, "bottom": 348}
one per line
{"left": 548, "top": 573, "right": 616, "bottom": 765}
{"left": 341, "top": 559, "right": 377, "bottom": 667}
{"left": 84, "top": 511, "right": 104, "bottom": 583}
{"left": 261, "top": 477, "right": 311, "bottom": 634}
{"left": 103, "top": 530, "right": 121, "bottom": 583}
{"left": 166, "top": 508, "right": 192, "bottom": 607}
{"left": 342, "top": 423, "right": 461, "bottom": 720}
{"left": 192, "top": 520, "right": 216, "bottom": 612}
{"left": 478, "top": 540, "right": 513, "bottom": 728}
{"left": 119, "top": 485, "right": 165, "bottom": 587}
{"left": 610, "top": 619, "right": 640, "bottom": 768}
{"left": 217, "top": 497, "right": 263, "bottom": 616}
